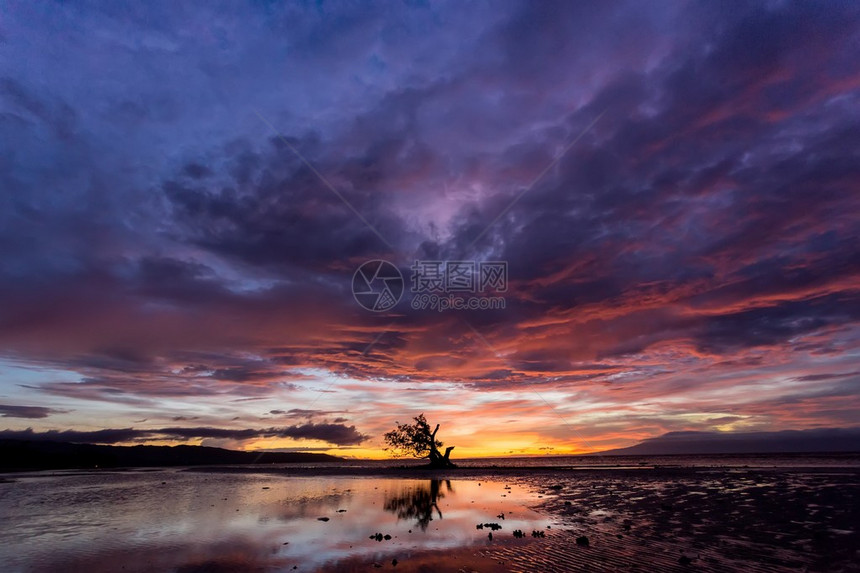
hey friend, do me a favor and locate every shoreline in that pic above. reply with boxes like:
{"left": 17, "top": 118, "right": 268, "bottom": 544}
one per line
{"left": 3, "top": 450, "right": 859, "bottom": 475}
{"left": 5, "top": 462, "right": 860, "bottom": 481}
{"left": 182, "top": 463, "right": 860, "bottom": 478}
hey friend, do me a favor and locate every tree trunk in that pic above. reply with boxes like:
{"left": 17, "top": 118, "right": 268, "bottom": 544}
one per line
{"left": 426, "top": 443, "right": 456, "bottom": 468}
{"left": 424, "top": 423, "right": 457, "bottom": 468}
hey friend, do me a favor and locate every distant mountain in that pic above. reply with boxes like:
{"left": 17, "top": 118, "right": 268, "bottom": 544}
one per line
{"left": 0, "top": 439, "right": 342, "bottom": 471}
{"left": 598, "top": 428, "right": 860, "bottom": 456}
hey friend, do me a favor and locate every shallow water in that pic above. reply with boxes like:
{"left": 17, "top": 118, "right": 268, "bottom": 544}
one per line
{"left": 188, "top": 452, "right": 860, "bottom": 471}
{"left": 0, "top": 470, "right": 550, "bottom": 572}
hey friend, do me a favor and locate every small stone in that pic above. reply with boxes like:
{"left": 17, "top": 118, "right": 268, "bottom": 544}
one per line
{"left": 576, "top": 535, "right": 590, "bottom": 547}
{"left": 317, "top": 517, "right": 329, "bottom": 522}
{"left": 679, "top": 555, "right": 692, "bottom": 566}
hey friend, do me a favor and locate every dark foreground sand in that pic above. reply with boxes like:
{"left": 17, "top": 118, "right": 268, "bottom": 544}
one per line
{"left": 285, "top": 465, "right": 860, "bottom": 573}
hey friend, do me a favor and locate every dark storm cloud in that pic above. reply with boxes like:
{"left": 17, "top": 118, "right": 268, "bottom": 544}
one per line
{"left": 442, "top": 1, "right": 860, "bottom": 358}
{"left": 696, "top": 294, "right": 860, "bottom": 354}
{"left": 0, "top": 423, "right": 368, "bottom": 446}
{"left": 0, "top": 405, "right": 68, "bottom": 419}
{"left": 793, "top": 372, "right": 860, "bottom": 383}
{"left": 162, "top": 139, "right": 405, "bottom": 269}
{"left": 0, "top": 428, "right": 144, "bottom": 444}
{"left": 267, "top": 408, "right": 345, "bottom": 419}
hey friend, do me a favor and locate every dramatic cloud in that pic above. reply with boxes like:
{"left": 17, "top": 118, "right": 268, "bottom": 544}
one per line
{"left": 0, "top": 1, "right": 858, "bottom": 454}
{"left": 0, "top": 423, "right": 368, "bottom": 446}
{"left": 0, "top": 405, "right": 68, "bottom": 419}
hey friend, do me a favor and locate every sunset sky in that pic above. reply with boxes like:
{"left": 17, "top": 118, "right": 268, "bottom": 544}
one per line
{"left": 1, "top": 1, "right": 859, "bottom": 458}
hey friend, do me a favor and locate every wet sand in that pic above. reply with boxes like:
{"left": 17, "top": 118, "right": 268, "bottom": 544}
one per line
{"left": 491, "top": 467, "right": 860, "bottom": 572}
{"left": 299, "top": 465, "right": 860, "bottom": 572}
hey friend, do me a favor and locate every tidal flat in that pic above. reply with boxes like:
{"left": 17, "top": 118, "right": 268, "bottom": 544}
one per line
{"left": 1, "top": 459, "right": 858, "bottom": 572}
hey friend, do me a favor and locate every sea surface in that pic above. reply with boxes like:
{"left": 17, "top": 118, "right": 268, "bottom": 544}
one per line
{"left": 388, "top": 452, "right": 860, "bottom": 469}
{"left": 231, "top": 451, "right": 860, "bottom": 470}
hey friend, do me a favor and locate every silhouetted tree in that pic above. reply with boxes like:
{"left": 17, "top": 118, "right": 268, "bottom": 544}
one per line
{"left": 383, "top": 414, "right": 457, "bottom": 468}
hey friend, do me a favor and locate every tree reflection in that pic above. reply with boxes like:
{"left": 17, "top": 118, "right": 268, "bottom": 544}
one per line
{"left": 383, "top": 479, "right": 453, "bottom": 531}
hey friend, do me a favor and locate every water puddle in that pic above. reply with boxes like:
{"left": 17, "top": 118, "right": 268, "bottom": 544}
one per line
{"left": 0, "top": 471, "right": 551, "bottom": 572}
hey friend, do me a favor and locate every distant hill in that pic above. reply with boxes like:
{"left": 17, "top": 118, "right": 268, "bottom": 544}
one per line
{"left": 599, "top": 428, "right": 860, "bottom": 456}
{"left": 0, "top": 439, "right": 342, "bottom": 471}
